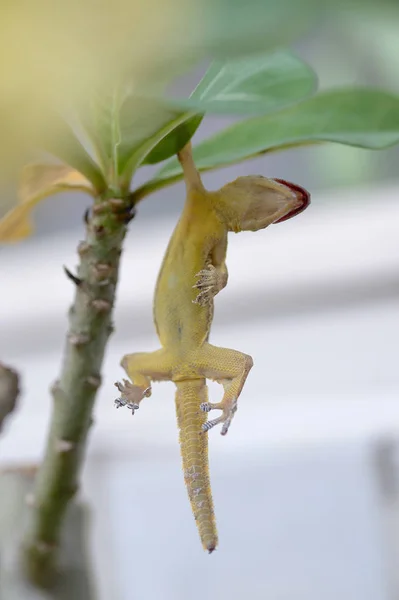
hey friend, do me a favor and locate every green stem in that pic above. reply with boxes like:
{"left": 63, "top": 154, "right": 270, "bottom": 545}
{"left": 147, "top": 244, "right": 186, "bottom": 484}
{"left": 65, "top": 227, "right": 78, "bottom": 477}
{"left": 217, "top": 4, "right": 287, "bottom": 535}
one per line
{"left": 23, "top": 190, "right": 131, "bottom": 587}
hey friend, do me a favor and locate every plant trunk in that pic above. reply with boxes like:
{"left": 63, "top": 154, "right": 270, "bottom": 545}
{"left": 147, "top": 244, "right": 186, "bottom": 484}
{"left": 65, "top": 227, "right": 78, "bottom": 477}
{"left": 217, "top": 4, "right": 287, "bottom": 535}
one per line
{"left": 0, "top": 468, "right": 94, "bottom": 599}
{"left": 23, "top": 192, "right": 132, "bottom": 587}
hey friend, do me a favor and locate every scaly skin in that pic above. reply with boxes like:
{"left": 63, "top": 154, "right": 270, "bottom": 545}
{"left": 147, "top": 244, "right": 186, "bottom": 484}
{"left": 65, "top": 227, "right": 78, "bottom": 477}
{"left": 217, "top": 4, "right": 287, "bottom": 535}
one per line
{"left": 115, "top": 143, "right": 310, "bottom": 552}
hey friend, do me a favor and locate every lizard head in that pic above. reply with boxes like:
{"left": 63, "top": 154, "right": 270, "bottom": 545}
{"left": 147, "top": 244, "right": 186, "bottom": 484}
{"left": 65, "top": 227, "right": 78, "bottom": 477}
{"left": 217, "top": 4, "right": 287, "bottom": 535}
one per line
{"left": 213, "top": 175, "right": 310, "bottom": 232}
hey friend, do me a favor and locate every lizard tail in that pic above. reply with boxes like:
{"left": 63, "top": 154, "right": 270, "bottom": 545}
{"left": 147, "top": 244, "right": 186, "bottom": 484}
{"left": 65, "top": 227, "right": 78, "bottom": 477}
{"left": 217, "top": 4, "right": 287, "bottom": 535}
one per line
{"left": 175, "top": 379, "right": 218, "bottom": 553}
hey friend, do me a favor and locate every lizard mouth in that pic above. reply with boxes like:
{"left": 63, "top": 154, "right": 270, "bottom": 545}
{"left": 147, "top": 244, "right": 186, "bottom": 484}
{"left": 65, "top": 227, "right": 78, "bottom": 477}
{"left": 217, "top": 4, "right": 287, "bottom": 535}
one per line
{"left": 272, "top": 179, "right": 311, "bottom": 223}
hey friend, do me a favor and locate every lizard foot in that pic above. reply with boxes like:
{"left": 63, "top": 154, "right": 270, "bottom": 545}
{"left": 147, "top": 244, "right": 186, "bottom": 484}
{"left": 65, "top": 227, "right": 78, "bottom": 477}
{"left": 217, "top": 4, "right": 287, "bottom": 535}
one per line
{"left": 193, "top": 265, "right": 220, "bottom": 307}
{"left": 200, "top": 398, "right": 238, "bottom": 436}
{"left": 114, "top": 379, "right": 151, "bottom": 415}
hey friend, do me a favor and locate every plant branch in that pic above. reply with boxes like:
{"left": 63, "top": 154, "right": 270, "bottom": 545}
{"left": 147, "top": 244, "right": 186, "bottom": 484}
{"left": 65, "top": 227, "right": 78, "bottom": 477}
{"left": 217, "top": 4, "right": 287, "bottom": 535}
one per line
{"left": 22, "top": 192, "right": 133, "bottom": 587}
{"left": 0, "top": 362, "right": 20, "bottom": 433}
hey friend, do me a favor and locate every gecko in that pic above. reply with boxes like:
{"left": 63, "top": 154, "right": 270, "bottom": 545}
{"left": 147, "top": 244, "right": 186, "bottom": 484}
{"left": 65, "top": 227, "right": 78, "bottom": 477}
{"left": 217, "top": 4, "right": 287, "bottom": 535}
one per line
{"left": 114, "top": 143, "right": 310, "bottom": 553}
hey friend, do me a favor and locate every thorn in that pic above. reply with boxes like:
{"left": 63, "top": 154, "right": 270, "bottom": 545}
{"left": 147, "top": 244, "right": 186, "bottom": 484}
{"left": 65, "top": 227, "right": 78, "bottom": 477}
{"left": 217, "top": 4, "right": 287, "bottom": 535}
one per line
{"left": 97, "top": 278, "right": 111, "bottom": 287}
{"left": 93, "top": 224, "right": 105, "bottom": 236}
{"left": 50, "top": 379, "right": 61, "bottom": 396}
{"left": 123, "top": 206, "right": 136, "bottom": 224}
{"left": 86, "top": 374, "right": 101, "bottom": 389}
{"left": 63, "top": 265, "right": 83, "bottom": 287}
{"left": 55, "top": 438, "right": 74, "bottom": 453}
{"left": 77, "top": 241, "right": 90, "bottom": 256}
{"left": 91, "top": 298, "right": 112, "bottom": 312}
{"left": 68, "top": 333, "right": 90, "bottom": 346}
{"left": 83, "top": 207, "right": 90, "bottom": 225}
{"left": 109, "top": 198, "right": 125, "bottom": 211}
{"left": 114, "top": 205, "right": 136, "bottom": 224}
{"left": 92, "top": 201, "right": 109, "bottom": 215}
{"left": 50, "top": 380, "right": 67, "bottom": 403}
{"left": 94, "top": 263, "right": 113, "bottom": 279}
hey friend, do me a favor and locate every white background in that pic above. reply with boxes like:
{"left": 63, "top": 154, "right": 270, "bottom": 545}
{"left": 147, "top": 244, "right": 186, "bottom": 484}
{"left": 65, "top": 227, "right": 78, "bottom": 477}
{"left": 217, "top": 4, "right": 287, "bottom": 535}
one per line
{"left": 1, "top": 183, "right": 399, "bottom": 599}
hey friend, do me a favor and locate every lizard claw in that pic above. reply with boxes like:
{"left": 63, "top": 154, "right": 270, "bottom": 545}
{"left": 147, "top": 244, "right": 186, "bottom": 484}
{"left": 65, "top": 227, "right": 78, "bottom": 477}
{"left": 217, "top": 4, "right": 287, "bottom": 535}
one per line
{"left": 114, "top": 397, "right": 127, "bottom": 409}
{"left": 192, "top": 265, "right": 218, "bottom": 306}
{"left": 194, "top": 265, "right": 216, "bottom": 284}
{"left": 201, "top": 398, "right": 238, "bottom": 436}
{"left": 114, "top": 396, "right": 140, "bottom": 415}
{"left": 114, "top": 379, "right": 151, "bottom": 415}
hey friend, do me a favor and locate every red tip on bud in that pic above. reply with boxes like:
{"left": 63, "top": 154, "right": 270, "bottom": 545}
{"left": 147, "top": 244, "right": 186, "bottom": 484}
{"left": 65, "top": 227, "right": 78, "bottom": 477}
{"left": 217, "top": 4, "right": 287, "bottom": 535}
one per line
{"left": 273, "top": 179, "right": 311, "bottom": 223}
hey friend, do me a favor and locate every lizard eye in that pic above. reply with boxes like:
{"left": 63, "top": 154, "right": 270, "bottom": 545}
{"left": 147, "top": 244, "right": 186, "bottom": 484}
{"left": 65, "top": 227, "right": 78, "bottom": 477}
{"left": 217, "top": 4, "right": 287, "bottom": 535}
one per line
{"left": 272, "top": 179, "right": 311, "bottom": 223}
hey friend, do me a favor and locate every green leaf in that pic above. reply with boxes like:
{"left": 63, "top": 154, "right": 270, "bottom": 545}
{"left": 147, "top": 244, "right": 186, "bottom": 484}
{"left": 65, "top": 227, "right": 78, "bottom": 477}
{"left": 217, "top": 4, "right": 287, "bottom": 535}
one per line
{"left": 143, "top": 115, "right": 203, "bottom": 165}
{"left": 195, "top": 0, "right": 391, "bottom": 61}
{"left": 197, "top": 0, "right": 323, "bottom": 59}
{"left": 141, "top": 50, "right": 316, "bottom": 167}
{"left": 39, "top": 112, "right": 106, "bottom": 192}
{"left": 117, "top": 97, "right": 188, "bottom": 175}
{"left": 74, "top": 0, "right": 325, "bottom": 185}
{"left": 78, "top": 51, "right": 314, "bottom": 185}
{"left": 80, "top": 88, "right": 195, "bottom": 186}
{"left": 150, "top": 89, "right": 399, "bottom": 184}
{"left": 172, "top": 51, "right": 317, "bottom": 115}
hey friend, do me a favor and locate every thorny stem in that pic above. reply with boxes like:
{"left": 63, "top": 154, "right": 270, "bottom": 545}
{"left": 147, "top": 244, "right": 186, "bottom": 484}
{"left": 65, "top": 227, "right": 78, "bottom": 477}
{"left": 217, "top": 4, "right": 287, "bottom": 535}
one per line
{"left": 0, "top": 362, "right": 20, "bottom": 432}
{"left": 22, "top": 190, "right": 134, "bottom": 588}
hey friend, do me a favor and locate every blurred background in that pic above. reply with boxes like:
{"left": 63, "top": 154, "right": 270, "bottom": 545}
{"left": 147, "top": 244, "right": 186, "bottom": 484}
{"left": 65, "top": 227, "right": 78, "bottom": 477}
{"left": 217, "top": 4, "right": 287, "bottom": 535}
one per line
{"left": 1, "top": 4, "right": 399, "bottom": 599}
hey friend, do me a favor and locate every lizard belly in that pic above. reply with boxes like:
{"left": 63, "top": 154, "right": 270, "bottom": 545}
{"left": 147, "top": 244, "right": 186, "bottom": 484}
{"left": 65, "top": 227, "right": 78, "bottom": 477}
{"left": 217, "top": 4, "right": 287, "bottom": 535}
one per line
{"left": 153, "top": 200, "right": 223, "bottom": 359}
{"left": 154, "top": 262, "right": 212, "bottom": 353}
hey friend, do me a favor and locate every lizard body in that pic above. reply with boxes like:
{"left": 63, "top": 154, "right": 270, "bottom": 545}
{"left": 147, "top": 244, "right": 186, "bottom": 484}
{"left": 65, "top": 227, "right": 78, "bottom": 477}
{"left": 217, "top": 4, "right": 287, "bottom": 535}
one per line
{"left": 115, "top": 144, "right": 310, "bottom": 552}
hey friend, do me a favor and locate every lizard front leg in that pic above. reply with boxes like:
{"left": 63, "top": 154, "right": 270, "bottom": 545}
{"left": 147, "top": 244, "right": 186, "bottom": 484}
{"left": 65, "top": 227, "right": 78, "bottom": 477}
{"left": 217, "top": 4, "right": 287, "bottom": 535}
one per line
{"left": 193, "top": 262, "right": 228, "bottom": 307}
{"left": 195, "top": 343, "right": 253, "bottom": 435}
{"left": 115, "top": 349, "right": 172, "bottom": 414}
{"left": 193, "top": 234, "right": 228, "bottom": 307}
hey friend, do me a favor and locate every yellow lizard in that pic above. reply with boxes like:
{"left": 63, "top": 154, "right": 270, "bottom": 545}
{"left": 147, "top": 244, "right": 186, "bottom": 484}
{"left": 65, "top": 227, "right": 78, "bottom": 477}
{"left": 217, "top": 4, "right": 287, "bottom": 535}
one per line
{"left": 114, "top": 143, "right": 310, "bottom": 553}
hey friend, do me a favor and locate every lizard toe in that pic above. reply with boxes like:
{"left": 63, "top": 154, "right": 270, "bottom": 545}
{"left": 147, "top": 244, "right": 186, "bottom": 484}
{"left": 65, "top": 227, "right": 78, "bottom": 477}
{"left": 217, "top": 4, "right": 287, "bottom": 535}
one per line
{"left": 114, "top": 379, "right": 150, "bottom": 414}
{"left": 200, "top": 401, "right": 222, "bottom": 413}
{"left": 202, "top": 416, "right": 224, "bottom": 433}
{"left": 202, "top": 398, "right": 238, "bottom": 435}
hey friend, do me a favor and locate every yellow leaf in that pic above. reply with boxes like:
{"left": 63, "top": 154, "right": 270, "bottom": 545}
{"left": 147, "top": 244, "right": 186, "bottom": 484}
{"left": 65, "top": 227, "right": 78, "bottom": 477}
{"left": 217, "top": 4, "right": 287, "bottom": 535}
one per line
{"left": 0, "top": 164, "right": 95, "bottom": 243}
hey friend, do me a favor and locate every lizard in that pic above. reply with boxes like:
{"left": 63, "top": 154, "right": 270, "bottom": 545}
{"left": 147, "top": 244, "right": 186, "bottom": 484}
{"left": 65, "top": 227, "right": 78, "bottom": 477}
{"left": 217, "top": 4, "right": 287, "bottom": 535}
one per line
{"left": 114, "top": 143, "right": 310, "bottom": 553}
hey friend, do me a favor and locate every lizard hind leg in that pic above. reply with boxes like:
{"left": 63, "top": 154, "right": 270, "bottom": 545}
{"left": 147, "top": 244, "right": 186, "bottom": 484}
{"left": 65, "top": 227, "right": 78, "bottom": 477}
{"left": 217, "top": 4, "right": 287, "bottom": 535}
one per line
{"left": 196, "top": 343, "right": 253, "bottom": 435}
{"left": 115, "top": 349, "right": 173, "bottom": 414}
